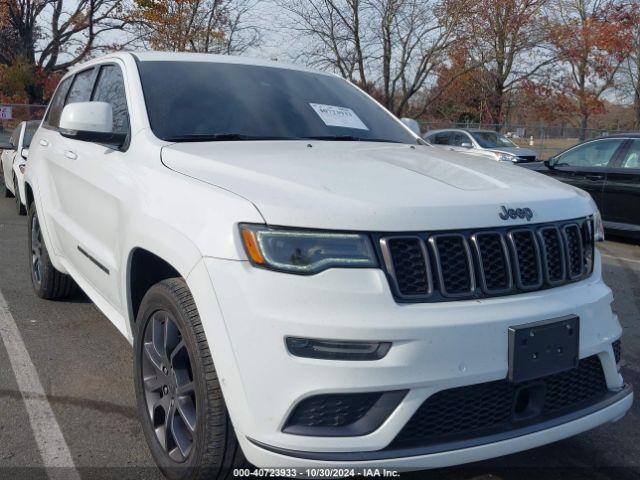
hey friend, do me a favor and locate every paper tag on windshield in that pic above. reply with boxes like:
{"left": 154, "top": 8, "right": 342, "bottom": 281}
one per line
{"left": 309, "top": 103, "right": 369, "bottom": 130}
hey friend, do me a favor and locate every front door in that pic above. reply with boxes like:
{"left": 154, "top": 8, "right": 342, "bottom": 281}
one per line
{"left": 546, "top": 138, "right": 627, "bottom": 212}
{"left": 602, "top": 139, "right": 640, "bottom": 232}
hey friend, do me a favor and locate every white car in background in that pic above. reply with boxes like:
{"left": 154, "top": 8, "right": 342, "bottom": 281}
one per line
{"left": 1, "top": 120, "right": 39, "bottom": 215}
{"left": 424, "top": 128, "right": 539, "bottom": 163}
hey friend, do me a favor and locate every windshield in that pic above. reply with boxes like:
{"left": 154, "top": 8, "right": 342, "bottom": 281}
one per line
{"left": 22, "top": 121, "right": 40, "bottom": 147}
{"left": 471, "top": 131, "right": 517, "bottom": 148}
{"left": 137, "top": 61, "right": 417, "bottom": 144}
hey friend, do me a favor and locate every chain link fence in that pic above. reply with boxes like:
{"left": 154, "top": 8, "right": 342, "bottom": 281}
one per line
{"left": 0, "top": 104, "right": 47, "bottom": 144}
{"left": 418, "top": 121, "right": 636, "bottom": 159}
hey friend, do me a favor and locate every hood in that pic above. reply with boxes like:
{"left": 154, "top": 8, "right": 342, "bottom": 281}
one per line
{"left": 161, "top": 141, "right": 593, "bottom": 231}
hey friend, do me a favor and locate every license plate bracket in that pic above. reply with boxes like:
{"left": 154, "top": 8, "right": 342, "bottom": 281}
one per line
{"left": 508, "top": 315, "right": 579, "bottom": 383}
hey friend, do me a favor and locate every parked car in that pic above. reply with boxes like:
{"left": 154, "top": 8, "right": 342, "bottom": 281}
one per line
{"left": 24, "top": 52, "right": 631, "bottom": 478}
{"left": 0, "top": 120, "right": 39, "bottom": 214}
{"left": 424, "top": 128, "right": 539, "bottom": 163}
{"left": 521, "top": 134, "right": 640, "bottom": 239}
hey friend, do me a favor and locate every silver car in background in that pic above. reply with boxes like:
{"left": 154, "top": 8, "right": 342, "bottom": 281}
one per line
{"left": 424, "top": 128, "right": 539, "bottom": 163}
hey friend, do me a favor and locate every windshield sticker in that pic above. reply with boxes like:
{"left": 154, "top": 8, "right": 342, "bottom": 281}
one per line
{"left": 309, "top": 103, "right": 369, "bottom": 130}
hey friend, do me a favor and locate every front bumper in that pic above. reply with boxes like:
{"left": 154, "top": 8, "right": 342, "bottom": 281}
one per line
{"left": 187, "top": 249, "right": 631, "bottom": 468}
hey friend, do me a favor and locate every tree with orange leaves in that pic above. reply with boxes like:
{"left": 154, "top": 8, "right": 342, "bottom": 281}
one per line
{"left": 131, "top": 0, "right": 260, "bottom": 54}
{"left": 546, "top": 0, "right": 637, "bottom": 139}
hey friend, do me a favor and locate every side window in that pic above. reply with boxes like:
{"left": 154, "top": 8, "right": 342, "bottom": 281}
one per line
{"left": 619, "top": 140, "right": 640, "bottom": 169}
{"left": 92, "top": 65, "right": 130, "bottom": 134}
{"left": 451, "top": 133, "right": 467, "bottom": 147}
{"left": 44, "top": 77, "right": 73, "bottom": 128}
{"left": 432, "top": 132, "right": 452, "bottom": 145}
{"left": 65, "top": 68, "right": 96, "bottom": 105}
{"left": 555, "top": 139, "right": 624, "bottom": 168}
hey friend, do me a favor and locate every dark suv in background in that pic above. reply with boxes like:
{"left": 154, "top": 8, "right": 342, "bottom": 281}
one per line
{"left": 522, "top": 134, "right": 640, "bottom": 239}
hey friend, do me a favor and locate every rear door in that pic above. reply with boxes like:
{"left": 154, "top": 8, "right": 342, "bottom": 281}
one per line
{"left": 35, "top": 75, "right": 74, "bottom": 256}
{"left": 601, "top": 139, "right": 640, "bottom": 232}
{"left": 546, "top": 138, "right": 627, "bottom": 212}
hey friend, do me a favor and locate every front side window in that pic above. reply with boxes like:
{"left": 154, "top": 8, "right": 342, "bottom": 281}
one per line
{"left": 44, "top": 77, "right": 73, "bottom": 128}
{"left": 471, "top": 131, "right": 516, "bottom": 148}
{"left": 137, "top": 61, "right": 417, "bottom": 144}
{"left": 451, "top": 132, "right": 471, "bottom": 147}
{"left": 619, "top": 140, "right": 640, "bottom": 169}
{"left": 430, "top": 132, "right": 452, "bottom": 145}
{"left": 65, "top": 68, "right": 95, "bottom": 105}
{"left": 555, "top": 139, "right": 624, "bottom": 168}
{"left": 92, "top": 65, "right": 130, "bottom": 134}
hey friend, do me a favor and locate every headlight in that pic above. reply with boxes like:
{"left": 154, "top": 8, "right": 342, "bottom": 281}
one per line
{"left": 239, "top": 224, "right": 378, "bottom": 274}
{"left": 493, "top": 152, "right": 517, "bottom": 162}
{"left": 594, "top": 209, "right": 605, "bottom": 242}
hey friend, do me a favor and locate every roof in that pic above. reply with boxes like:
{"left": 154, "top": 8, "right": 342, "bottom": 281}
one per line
{"left": 70, "top": 51, "right": 335, "bottom": 77}
{"left": 424, "top": 128, "right": 497, "bottom": 135}
{"left": 597, "top": 133, "right": 640, "bottom": 139}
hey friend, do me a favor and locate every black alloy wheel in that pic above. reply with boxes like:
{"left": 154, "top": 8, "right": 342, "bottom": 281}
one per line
{"left": 134, "top": 278, "right": 246, "bottom": 480}
{"left": 30, "top": 211, "right": 44, "bottom": 287}
{"left": 141, "top": 309, "right": 198, "bottom": 463}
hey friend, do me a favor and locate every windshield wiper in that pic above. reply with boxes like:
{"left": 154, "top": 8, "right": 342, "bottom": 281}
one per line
{"left": 304, "top": 135, "right": 401, "bottom": 143}
{"left": 165, "top": 133, "right": 295, "bottom": 142}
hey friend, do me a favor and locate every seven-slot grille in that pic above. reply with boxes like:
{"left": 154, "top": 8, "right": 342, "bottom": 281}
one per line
{"left": 379, "top": 218, "right": 594, "bottom": 302}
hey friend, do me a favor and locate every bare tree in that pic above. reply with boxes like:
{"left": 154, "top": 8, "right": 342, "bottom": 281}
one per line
{"left": 278, "top": 0, "right": 472, "bottom": 117}
{"left": 131, "top": 0, "right": 261, "bottom": 54}
{"left": 0, "top": 0, "right": 132, "bottom": 71}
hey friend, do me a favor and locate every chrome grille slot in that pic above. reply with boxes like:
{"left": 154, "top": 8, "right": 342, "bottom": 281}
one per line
{"left": 538, "top": 226, "right": 566, "bottom": 285}
{"left": 380, "top": 236, "right": 432, "bottom": 298}
{"left": 563, "top": 224, "right": 584, "bottom": 279}
{"left": 508, "top": 229, "right": 543, "bottom": 290}
{"left": 429, "top": 234, "right": 475, "bottom": 297}
{"left": 472, "top": 232, "right": 512, "bottom": 294}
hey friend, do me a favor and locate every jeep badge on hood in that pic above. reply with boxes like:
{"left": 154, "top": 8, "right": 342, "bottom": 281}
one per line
{"left": 499, "top": 205, "right": 534, "bottom": 221}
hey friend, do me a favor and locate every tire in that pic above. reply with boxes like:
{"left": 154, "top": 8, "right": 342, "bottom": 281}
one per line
{"left": 14, "top": 174, "right": 26, "bottom": 215}
{"left": 27, "top": 203, "right": 77, "bottom": 299}
{"left": 134, "top": 278, "right": 246, "bottom": 480}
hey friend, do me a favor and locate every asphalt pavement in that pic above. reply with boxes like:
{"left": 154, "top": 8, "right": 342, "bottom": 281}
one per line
{"left": 0, "top": 193, "right": 638, "bottom": 480}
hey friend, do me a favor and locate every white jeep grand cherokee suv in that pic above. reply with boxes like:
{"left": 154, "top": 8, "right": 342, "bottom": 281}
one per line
{"left": 25, "top": 52, "right": 632, "bottom": 478}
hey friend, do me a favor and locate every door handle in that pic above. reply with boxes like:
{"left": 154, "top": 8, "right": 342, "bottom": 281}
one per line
{"left": 586, "top": 174, "right": 604, "bottom": 181}
{"left": 64, "top": 150, "right": 77, "bottom": 160}
{"left": 39, "top": 139, "right": 49, "bottom": 147}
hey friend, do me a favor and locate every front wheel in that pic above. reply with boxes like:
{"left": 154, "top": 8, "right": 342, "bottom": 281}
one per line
{"left": 134, "top": 278, "right": 246, "bottom": 480}
{"left": 27, "top": 203, "right": 77, "bottom": 299}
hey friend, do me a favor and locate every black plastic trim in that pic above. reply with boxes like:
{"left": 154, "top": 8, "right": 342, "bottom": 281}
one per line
{"left": 249, "top": 385, "right": 632, "bottom": 461}
{"left": 282, "top": 390, "right": 408, "bottom": 437}
{"left": 77, "top": 246, "right": 110, "bottom": 274}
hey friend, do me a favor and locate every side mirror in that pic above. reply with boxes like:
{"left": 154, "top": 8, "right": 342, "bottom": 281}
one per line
{"left": 0, "top": 141, "right": 16, "bottom": 151}
{"left": 461, "top": 142, "right": 473, "bottom": 149}
{"left": 544, "top": 156, "right": 555, "bottom": 169}
{"left": 59, "top": 102, "right": 126, "bottom": 147}
{"left": 400, "top": 118, "right": 421, "bottom": 136}
{"left": 21, "top": 148, "right": 29, "bottom": 159}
